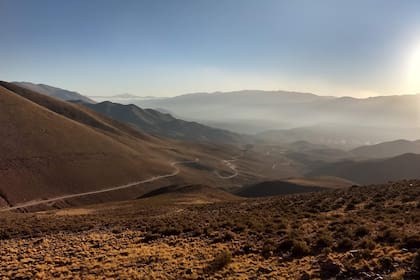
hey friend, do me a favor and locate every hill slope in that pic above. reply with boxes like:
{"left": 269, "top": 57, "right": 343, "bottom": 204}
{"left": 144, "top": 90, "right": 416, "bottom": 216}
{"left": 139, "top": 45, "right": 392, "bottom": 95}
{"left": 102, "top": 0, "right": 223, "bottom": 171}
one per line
{"left": 308, "top": 153, "right": 420, "bottom": 184}
{"left": 236, "top": 180, "right": 325, "bottom": 197}
{"left": 13, "top": 82, "right": 95, "bottom": 103}
{"left": 256, "top": 124, "right": 420, "bottom": 149}
{"left": 139, "top": 184, "right": 239, "bottom": 203}
{"left": 0, "top": 82, "right": 173, "bottom": 205}
{"left": 350, "top": 139, "right": 420, "bottom": 158}
{"left": 3, "top": 179, "right": 418, "bottom": 279}
{"left": 77, "top": 101, "right": 244, "bottom": 144}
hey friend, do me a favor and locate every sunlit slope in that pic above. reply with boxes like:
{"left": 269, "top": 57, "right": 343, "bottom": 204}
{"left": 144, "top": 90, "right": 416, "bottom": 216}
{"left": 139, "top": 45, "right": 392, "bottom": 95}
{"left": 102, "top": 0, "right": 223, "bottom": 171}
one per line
{"left": 0, "top": 84, "right": 171, "bottom": 205}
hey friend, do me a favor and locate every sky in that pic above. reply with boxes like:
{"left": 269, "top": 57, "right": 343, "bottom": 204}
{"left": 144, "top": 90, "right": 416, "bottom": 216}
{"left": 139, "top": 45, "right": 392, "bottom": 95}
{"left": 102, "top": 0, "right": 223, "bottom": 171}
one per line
{"left": 1, "top": 0, "right": 420, "bottom": 97}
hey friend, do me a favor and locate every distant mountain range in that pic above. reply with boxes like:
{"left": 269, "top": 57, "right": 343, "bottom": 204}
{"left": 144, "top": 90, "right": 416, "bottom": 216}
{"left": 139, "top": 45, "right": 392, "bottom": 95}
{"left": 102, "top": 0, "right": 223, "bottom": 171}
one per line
{"left": 10, "top": 81, "right": 420, "bottom": 150}
{"left": 76, "top": 101, "right": 245, "bottom": 144}
{"left": 135, "top": 90, "right": 330, "bottom": 133}
{"left": 135, "top": 90, "right": 420, "bottom": 131}
{"left": 135, "top": 90, "right": 420, "bottom": 147}
{"left": 350, "top": 139, "right": 420, "bottom": 159}
{"left": 13, "top": 82, "right": 95, "bottom": 103}
{"left": 256, "top": 125, "right": 420, "bottom": 149}
{"left": 89, "top": 94, "right": 161, "bottom": 103}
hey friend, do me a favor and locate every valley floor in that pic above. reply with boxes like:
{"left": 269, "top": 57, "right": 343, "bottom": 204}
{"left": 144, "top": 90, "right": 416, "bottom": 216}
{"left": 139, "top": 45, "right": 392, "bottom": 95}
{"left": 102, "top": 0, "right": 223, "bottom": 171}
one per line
{"left": 0, "top": 181, "right": 419, "bottom": 279}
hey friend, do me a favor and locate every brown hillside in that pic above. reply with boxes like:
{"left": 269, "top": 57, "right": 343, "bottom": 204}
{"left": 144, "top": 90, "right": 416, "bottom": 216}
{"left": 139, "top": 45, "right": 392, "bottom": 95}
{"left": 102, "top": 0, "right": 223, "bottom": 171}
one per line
{"left": 0, "top": 82, "right": 265, "bottom": 208}
{"left": 0, "top": 84, "right": 172, "bottom": 205}
{"left": 139, "top": 184, "right": 240, "bottom": 203}
{"left": 0, "top": 81, "right": 152, "bottom": 141}
{"left": 0, "top": 180, "right": 418, "bottom": 279}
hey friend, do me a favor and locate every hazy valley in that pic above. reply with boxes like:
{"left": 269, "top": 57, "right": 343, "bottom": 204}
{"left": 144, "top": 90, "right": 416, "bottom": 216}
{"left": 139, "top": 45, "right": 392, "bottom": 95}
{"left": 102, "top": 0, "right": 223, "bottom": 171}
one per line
{"left": 2, "top": 2, "right": 420, "bottom": 278}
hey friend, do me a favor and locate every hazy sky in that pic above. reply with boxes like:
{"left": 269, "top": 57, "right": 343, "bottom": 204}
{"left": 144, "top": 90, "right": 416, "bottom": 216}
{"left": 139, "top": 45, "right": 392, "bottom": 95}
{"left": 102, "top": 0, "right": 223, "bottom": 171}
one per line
{"left": 1, "top": 0, "right": 420, "bottom": 97}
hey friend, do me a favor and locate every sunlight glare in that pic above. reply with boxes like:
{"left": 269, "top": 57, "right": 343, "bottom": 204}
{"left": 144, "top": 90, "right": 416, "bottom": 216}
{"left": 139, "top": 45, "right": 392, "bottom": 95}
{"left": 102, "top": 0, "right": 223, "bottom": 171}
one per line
{"left": 406, "top": 42, "right": 420, "bottom": 93}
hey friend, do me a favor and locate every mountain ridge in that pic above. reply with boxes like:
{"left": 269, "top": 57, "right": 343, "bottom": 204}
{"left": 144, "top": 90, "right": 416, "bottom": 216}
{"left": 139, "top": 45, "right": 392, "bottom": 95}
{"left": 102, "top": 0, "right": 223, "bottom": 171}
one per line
{"left": 308, "top": 153, "right": 420, "bottom": 184}
{"left": 76, "top": 100, "right": 245, "bottom": 144}
{"left": 13, "top": 81, "right": 95, "bottom": 103}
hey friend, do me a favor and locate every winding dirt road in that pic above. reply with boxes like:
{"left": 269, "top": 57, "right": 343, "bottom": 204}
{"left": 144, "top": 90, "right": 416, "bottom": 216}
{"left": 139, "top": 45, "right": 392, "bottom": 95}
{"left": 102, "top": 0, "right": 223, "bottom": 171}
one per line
{"left": 0, "top": 159, "right": 198, "bottom": 212}
{"left": 214, "top": 155, "right": 241, "bottom": 179}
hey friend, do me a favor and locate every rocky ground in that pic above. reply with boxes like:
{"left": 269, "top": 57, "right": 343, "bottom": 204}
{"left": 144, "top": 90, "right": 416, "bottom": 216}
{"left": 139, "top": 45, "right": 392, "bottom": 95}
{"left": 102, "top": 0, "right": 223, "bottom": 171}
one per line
{"left": 0, "top": 181, "right": 419, "bottom": 279}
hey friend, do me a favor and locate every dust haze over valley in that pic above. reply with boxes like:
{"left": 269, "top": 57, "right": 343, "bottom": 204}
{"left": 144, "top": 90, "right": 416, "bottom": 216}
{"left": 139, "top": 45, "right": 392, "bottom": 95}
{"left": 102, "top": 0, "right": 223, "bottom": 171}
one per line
{"left": 1, "top": 1, "right": 420, "bottom": 279}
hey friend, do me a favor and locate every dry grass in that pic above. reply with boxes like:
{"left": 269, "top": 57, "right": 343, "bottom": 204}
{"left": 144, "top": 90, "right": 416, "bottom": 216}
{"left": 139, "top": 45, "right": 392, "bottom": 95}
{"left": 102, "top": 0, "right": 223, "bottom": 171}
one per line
{"left": 0, "top": 180, "right": 419, "bottom": 279}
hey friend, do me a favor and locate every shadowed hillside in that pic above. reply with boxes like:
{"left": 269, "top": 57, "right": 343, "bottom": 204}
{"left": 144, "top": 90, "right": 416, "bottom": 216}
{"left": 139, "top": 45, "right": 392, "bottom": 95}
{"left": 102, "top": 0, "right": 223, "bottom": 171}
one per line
{"left": 76, "top": 101, "right": 244, "bottom": 144}
{"left": 309, "top": 153, "right": 420, "bottom": 184}
{"left": 139, "top": 184, "right": 239, "bottom": 203}
{"left": 236, "top": 180, "right": 326, "bottom": 197}
{"left": 350, "top": 139, "right": 420, "bottom": 159}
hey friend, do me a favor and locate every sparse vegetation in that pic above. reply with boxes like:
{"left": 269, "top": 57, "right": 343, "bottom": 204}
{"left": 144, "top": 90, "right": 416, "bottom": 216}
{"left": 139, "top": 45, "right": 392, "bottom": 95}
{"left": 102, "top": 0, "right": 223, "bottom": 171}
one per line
{"left": 0, "top": 180, "right": 418, "bottom": 278}
{"left": 206, "top": 251, "right": 232, "bottom": 273}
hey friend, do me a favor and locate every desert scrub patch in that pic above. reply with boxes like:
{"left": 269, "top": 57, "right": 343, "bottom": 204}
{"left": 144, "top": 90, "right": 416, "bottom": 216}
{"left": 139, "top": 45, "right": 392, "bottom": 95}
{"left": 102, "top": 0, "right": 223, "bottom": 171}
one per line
{"left": 376, "top": 229, "right": 400, "bottom": 244}
{"left": 401, "top": 234, "right": 420, "bottom": 250}
{"left": 354, "top": 225, "right": 370, "bottom": 238}
{"left": 358, "top": 237, "right": 376, "bottom": 250}
{"left": 335, "top": 237, "right": 353, "bottom": 252}
{"left": 206, "top": 251, "right": 232, "bottom": 273}
{"left": 261, "top": 239, "right": 276, "bottom": 258}
{"left": 413, "top": 250, "right": 420, "bottom": 270}
{"left": 291, "top": 240, "right": 310, "bottom": 257}
{"left": 314, "top": 233, "right": 334, "bottom": 251}
{"left": 143, "top": 233, "right": 160, "bottom": 242}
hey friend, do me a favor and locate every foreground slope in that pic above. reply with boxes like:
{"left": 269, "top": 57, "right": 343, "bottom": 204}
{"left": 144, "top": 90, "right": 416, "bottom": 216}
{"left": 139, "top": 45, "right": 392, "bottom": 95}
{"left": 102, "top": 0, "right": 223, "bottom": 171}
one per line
{"left": 0, "top": 180, "right": 418, "bottom": 279}
{"left": 0, "top": 83, "right": 172, "bottom": 205}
